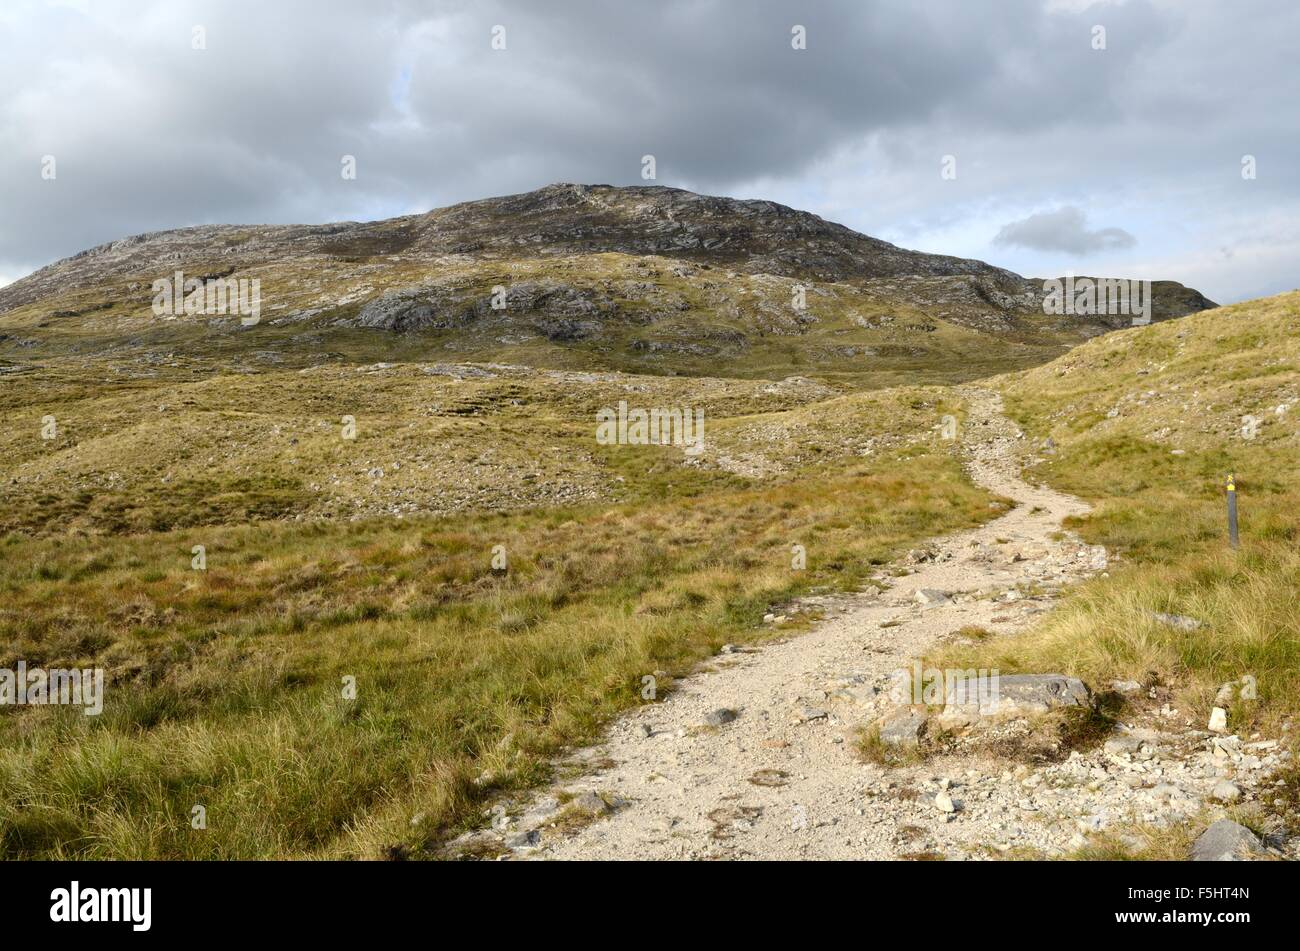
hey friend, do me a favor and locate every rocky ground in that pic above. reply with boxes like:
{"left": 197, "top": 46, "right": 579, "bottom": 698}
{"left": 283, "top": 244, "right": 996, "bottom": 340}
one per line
{"left": 447, "top": 387, "right": 1293, "bottom": 861}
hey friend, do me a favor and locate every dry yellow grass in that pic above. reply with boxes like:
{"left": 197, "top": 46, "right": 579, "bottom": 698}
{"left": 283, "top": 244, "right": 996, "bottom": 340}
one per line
{"left": 0, "top": 365, "right": 995, "bottom": 857}
{"left": 934, "top": 292, "right": 1300, "bottom": 738}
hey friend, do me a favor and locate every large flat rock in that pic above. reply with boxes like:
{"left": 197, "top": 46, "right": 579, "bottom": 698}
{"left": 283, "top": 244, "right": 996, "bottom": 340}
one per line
{"left": 939, "top": 673, "right": 1091, "bottom": 726}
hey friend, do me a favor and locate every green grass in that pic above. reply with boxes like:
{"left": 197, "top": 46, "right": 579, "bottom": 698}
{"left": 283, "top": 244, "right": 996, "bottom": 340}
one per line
{"left": 932, "top": 292, "right": 1300, "bottom": 738}
{"left": 4, "top": 276, "right": 1293, "bottom": 860}
{"left": 0, "top": 443, "right": 995, "bottom": 858}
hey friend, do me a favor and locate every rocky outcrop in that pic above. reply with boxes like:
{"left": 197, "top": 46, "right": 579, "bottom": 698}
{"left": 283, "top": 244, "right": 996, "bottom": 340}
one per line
{"left": 0, "top": 183, "right": 1217, "bottom": 329}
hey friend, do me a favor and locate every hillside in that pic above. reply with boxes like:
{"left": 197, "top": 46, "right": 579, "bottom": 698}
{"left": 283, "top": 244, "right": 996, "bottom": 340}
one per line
{"left": 930, "top": 291, "right": 1300, "bottom": 852}
{"left": 0, "top": 184, "right": 1215, "bottom": 387}
{"left": 1, "top": 186, "right": 1279, "bottom": 863}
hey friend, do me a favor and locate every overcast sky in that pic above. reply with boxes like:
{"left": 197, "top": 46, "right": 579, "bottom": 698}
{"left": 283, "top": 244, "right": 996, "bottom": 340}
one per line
{"left": 2, "top": 0, "right": 1296, "bottom": 303}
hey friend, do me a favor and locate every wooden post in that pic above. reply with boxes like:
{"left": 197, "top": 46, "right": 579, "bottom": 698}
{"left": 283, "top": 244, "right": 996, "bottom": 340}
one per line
{"left": 1226, "top": 473, "right": 1239, "bottom": 549}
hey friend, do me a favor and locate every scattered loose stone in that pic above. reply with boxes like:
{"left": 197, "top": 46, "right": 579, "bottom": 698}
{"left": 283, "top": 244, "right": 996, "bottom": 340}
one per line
{"left": 792, "top": 704, "right": 829, "bottom": 723}
{"left": 1104, "top": 734, "right": 1145, "bottom": 756}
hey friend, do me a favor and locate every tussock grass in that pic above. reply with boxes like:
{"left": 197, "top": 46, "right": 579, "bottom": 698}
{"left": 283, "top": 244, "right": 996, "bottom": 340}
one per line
{"left": 933, "top": 292, "right": 1300, "bottom": 737}
{"left": 0, "top": 446, "right": 994, "bottom": 858}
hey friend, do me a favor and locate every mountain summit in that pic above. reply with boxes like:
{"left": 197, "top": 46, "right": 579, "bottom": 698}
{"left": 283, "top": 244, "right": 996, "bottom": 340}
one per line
{"left": 0, "top": 183, "right": 1215, "bottom": 383}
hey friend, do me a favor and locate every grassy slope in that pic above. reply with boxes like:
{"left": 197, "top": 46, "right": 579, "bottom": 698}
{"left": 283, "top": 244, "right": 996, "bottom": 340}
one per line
{"left": 0, "top": 366, "right": 998, "bottom": 857}
{"left": 5, "top": 276, "right": 1279, "bottom": 858}
{"left": 934, "top": 292, "right": 1299, "bottom": 745}
{"left": 0, "top": 250, "right": 1074, "bottom": 387}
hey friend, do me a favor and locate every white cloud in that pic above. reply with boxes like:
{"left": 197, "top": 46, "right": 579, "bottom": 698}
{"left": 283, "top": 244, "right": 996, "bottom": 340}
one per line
{"left": 1, "top": 0, "right": 1297, "bottom": 303}
{"left": 994, "top": 207, "right": 1136, "bottom": 255}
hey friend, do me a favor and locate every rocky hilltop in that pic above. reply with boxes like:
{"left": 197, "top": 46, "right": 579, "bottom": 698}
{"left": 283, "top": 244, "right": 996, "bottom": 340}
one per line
{"left": 0, "top": 184, "right": 1217, "bottom": 383}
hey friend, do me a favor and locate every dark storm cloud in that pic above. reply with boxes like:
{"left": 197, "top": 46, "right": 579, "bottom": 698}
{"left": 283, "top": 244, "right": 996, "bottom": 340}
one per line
{"left": 994, "top": 206, "right": 1136, "bottom": 255}
{"left": 1, "top": 0, "right": 1298, "bottom": 301}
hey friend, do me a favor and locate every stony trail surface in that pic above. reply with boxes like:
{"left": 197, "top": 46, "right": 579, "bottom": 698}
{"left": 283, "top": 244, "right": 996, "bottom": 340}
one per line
{"left": 450, "top": 387, "right": 1290, "bottom": 861}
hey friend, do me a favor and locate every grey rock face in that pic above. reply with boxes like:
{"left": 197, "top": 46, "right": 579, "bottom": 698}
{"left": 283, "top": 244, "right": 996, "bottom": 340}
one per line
{"left": 1190, "top": 819, "right": 1264, "bottom": 861}
{"left": 0, "top": 183, "right": 1216, "bottom": 329}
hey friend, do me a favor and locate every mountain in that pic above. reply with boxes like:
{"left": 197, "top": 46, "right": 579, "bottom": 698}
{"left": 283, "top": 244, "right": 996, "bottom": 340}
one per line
{"left": 0, "top": 184, "right": 1215, "bottom": 385}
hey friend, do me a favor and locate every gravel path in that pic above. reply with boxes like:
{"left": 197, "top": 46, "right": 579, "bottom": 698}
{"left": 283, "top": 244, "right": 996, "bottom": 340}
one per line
{"left": 449, "top": 387, "right": 1289, "bottom": 860}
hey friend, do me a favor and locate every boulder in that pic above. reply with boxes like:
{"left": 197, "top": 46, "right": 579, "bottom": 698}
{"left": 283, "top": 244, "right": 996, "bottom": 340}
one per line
{"left": 939, "top": 673, "right": 1091, "bottom": 727}
{"left": 1190, "top": 819, "right": 1264, "bottom": 861}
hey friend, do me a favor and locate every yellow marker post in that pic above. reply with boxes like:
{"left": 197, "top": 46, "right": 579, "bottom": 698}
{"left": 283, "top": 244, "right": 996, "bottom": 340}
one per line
{"left": 1226, "top": 473, "right": 1239, "bottom": 549}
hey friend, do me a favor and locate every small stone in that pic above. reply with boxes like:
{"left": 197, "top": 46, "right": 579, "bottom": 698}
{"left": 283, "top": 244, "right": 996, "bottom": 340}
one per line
{"left": 1110, "top": 680, "right": 1142, "bottom": 694}
{"left": 570, "top": 791, "right": 611, "bottom": 816}
{"left": 913, "top": 588, "right": 952, "bottom": 605}
{"left": 1104, "top": 735, "right": 1144, "bottom": 756}
{"left": 1151, "top": 611, "right": 1204, "bottom": 632}
{"left": 878, "top": 709, "right": 928, "bottom": 748}
{"left": 762, "top": 613, "right": 776, "bottom": 623}
{"left": 504, "top": 829, "right": 541, "bottom": 849}
{"left": 1208, "top": 707, "right": 1228, "bottom": 733}
{"left": 748, "top": 769, "right": 790, "bottom": 788}
{"left": 793, "top": 705, "right": 828, "bottom": 723}
{"left": 1211, "top": 781, "right": 1241, "bottom": 803}
{"left": 934, "top": 791, "right": 956, "bottom": 814}
{"left": 703, "top": 708, "right": 738, "bottom": 728}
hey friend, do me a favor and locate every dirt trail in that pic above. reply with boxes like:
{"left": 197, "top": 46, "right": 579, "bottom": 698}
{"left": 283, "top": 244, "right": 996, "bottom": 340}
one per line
{"left": 450, "top": 387, "right": 1279, "bottom": 860}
